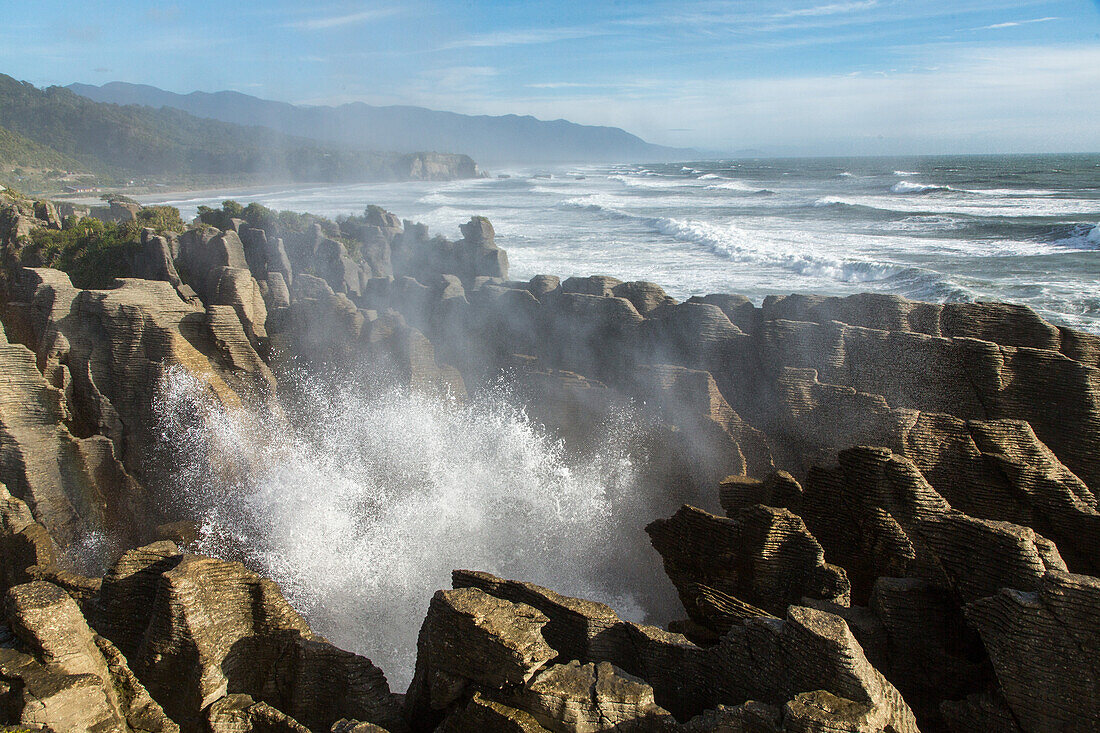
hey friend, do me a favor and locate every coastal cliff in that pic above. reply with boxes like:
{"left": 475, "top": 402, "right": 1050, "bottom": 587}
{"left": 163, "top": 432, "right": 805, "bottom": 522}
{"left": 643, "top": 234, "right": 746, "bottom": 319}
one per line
{"left": 0, "top": 191, "right": 1097, "bottom": 732}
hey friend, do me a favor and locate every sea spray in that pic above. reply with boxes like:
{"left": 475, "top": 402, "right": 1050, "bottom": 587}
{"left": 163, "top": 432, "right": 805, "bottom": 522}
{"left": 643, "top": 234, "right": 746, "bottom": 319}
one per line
{"left": 152, "top": 366, "right": 661, "bottom": 689}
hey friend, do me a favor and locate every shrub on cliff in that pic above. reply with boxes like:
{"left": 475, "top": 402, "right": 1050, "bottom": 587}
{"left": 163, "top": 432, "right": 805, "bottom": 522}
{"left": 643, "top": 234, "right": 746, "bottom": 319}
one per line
{"left": 25, "top": 205, "right": 185, "bottom": 288}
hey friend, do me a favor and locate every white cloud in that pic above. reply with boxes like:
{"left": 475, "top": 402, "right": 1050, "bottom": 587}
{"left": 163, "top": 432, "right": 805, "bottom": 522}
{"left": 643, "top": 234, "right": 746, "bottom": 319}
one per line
{"left": 772, "top": 1, "right": 880, "bottom": 19}
{"left": 526, "top": 82, "right": 609, "bottom": 89}
{"left": 286, "top": 8, "right": 401, "bottom": 31}
{"left": 972, "top": 16, "right": 1059, "bottom": 30}
{"left": 396, "top": 45, "right": 1100, "bottom": 155}
{"left": 441, "top": 27, "right": 602, "bottom": 50}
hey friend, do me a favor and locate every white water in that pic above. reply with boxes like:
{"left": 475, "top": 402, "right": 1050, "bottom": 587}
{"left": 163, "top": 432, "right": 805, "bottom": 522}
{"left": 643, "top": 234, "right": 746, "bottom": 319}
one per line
{"left": 153, "top": 368, "right": 663, "bottom": 690}
{"left": 145, "top": 156, "right": 1100, "bottom": 333}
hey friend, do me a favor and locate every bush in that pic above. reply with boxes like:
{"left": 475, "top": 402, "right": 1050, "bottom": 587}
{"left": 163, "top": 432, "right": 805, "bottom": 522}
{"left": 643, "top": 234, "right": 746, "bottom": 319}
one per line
{"left": 24, "top": 203, "right": 183, "bottom": 289}
{"left": 27, "top": 218, "right": 139, "bottom": 288}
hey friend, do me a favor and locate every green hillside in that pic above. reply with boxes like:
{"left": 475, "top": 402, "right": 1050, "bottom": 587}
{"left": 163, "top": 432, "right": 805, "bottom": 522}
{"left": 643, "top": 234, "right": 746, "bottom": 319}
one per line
{"left": 0, "top": 74, "right": 472, "bottom": 188}
{"left": 0, "top": 124, "right": 86, "bottom": 172}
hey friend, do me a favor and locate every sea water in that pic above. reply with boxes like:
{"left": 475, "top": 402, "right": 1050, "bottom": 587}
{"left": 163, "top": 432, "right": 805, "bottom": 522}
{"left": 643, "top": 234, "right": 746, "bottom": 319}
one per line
{"left": 151, "top": 153, "right": 1100, "bottom": 333}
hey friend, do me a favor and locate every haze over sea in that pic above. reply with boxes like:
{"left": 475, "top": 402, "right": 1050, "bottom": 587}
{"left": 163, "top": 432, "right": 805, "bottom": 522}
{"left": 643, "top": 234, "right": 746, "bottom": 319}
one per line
{"left": 151, "top": 153, "right": 1100, "bottom": 333}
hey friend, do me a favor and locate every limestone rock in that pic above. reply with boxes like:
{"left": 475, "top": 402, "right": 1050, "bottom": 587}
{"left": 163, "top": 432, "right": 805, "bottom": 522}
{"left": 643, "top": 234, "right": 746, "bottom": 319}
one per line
{"left": 98, "top": 546, "right": 402, "bottom": 733}
{"left": 503, "top": 660, "right": 673, "bottom": 733}
{"left": 131, "top": 230, "right": 183, "bottom": 290}
{"left": 800, "top": 446, "right": 1067, "bottom": 604}
{"left": 966, "top": 570, "right": 1100, "bottom": 731}
{"left": 629, "top": 364, "right": 774, "bottom": 486}
{"left": 441, "top": 692, "right": 550, "bottom": 732}
{"left": 869, "top": 577, "right": 988, "bottom": 728}
{"left": 540, "top": 293, "right": 642, "bottom": 381}
{"left": 0, "top": 318, "right": 155, "bottom": 557}
{"left": 291, "top": 273, "right": 334, "bottom": 301}
{"left": 176, "top": 228, "right": 249, "bottom": 303}
{"left": 560, "top": 276, "right": 622, "bottom": 298}
{"left": 9, "top": 270, "right": 274, "bottom": 483}
{"left": 708, "top": 606, "right": 919, "bottom": 733}
{"left": 414, "top": 587, "right": 556, "bottom": 692}
{"left": 459, "top": 217, "right": 494, "bottom": 246}
{"left": 211, "top": 267, "right": 268, "bottom": 343}
{"left": 527, "top": 275, "right": 561, "bottom": 299}
{"left": 207, "top": 694, "right": 310, "bottom": 733}
{"left": 0, "top": 484, "right": 55, "bottom": 595}
{"left": 452, "top": 571, "right": 625, "bottom": 668}
{"left": 647, "top": 504, "right": 849, "bottom": 625}
{"left": 612, "top": 281, "right": 676, "bottom": 315}
{"left": 448, "top": 572, "right": 917, "bottom": 730}
{"left": 719, "top": 471, "right": 803, "bottom": 516}
{"left": 1, "top": 580, "right": 177, "bottom": 733}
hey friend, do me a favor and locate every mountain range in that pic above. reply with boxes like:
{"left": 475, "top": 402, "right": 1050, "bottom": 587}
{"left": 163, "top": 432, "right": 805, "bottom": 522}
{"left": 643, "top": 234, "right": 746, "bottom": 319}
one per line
{"left": 69, "top": 81, "right": 693, "bottom": 165}
{"left": 0, "top": 74, "right": 478, "bottom": 191}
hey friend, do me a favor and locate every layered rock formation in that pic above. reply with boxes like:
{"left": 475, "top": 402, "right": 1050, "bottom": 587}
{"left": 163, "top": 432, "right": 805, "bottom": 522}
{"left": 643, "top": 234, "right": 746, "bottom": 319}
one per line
{"left": 0, "top": 194, "right": 1098, "bottom": 731}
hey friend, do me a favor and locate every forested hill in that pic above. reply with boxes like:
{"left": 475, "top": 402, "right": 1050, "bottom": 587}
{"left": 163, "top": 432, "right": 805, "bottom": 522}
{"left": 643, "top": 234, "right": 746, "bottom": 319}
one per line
{"left": 69, "top": 80, "right": 695, "bottom": 165}
{"left": 0, "top": 123, "right": 86, "bottom": 173}
{"left": 0, "top": 74, "right": 480, "bottom": 185}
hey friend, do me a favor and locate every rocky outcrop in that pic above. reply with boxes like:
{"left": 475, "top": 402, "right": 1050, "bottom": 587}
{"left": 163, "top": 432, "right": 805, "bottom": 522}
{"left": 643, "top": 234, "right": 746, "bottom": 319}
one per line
{"left": 424, "top": 570, "right": 918, "bottom": 732}
{"left": 6, "top": 269, "right": 274, "bottom": 475}
{"left": 0, "top": 314, "right": 155, "bottom": 558}
{"left": 966, "top": 570, "right": 1100, "bottom": 732}
{"left": 646, "top": 504, "right": 849, "bottom": 624}
{"left": 97, "top": 544, "right": 404, "bottom": 733}
{"left": 391, "top": 217, "right": 508, "bottom": 286}
{"left": 1, "top": 579, "right": 177, "bottom": 733}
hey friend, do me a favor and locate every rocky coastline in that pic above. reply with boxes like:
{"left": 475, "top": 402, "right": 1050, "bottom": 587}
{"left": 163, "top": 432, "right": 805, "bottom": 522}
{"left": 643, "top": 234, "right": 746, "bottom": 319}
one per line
{"left": 0, "top": 190, "right": 1097, "bottom": 732}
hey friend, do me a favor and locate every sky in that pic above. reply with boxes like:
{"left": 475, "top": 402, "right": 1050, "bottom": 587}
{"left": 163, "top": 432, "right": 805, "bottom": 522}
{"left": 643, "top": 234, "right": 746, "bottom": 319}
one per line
{"left": 2, "top": 0, "right": 1099, "bottom": 155}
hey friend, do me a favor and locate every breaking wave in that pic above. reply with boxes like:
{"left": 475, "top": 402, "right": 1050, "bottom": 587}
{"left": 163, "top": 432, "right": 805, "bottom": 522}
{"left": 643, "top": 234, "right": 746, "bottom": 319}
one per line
{"left": 650, "top": 216, "right": 901, "bottom": 283}
{"left": 891, "top": 180, "right": 958, "bottom": 194}
{"left": 153, "top": 369, "right": 662, "bottom": 690}
{"left": 1053, "top": 222, "right": 1100, "bottom": 249}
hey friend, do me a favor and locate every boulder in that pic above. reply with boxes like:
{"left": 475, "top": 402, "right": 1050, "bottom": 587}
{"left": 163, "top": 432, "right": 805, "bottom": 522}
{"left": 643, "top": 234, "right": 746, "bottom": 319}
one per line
{"left": 527, "top": 275, "right": 561, "bottom": 299}
{"left": 502, "top": 660, "right": 673, "bottom": 732}
{"left": 460, "top": 217, "right": 494, "bottom": 245}
{"left": 560, "top": 276, "right": 622, "bottom": 298}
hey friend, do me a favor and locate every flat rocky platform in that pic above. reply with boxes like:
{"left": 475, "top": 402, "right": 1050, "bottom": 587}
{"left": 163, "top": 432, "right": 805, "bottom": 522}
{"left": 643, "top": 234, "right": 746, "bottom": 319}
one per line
{"left": 0, "top": 194, "right": 1097, "bottom": 732}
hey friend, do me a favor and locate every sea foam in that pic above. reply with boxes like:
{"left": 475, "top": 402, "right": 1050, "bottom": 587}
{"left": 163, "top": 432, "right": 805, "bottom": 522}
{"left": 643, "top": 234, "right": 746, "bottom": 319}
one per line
{"left": 153, "top": 368, "right": 659, "bottom": 691}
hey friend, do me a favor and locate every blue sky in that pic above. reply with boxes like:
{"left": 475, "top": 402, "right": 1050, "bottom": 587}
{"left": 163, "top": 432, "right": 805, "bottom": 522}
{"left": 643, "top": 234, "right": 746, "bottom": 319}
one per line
{"left": 2, "top": 0, "right": 1099, "bottom": 154}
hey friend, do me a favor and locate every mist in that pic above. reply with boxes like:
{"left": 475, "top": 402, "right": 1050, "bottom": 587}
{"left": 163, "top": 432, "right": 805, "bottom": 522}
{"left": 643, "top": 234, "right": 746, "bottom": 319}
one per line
{"left": 152, "top": 365, "right": 679, "bottom": 689}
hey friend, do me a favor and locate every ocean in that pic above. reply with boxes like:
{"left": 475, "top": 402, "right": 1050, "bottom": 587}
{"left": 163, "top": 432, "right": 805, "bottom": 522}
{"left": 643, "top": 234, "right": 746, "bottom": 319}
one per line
{"left": 151, "top": 153, "right": 1100, "bottom": 334}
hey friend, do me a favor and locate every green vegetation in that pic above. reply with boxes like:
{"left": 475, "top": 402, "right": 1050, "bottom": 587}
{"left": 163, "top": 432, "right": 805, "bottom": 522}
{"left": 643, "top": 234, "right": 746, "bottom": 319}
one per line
{"left": 0, "top": 74, "right": 417, "bottom": 186}
{"left": 23, "top": 206, "right": 185, "bottom": 289}
{"left": 0, "top": 124, "right": 85, "bottom": 172}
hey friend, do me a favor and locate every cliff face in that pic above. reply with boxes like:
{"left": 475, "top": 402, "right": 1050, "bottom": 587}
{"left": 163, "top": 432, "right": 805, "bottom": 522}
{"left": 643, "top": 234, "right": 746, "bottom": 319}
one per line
{"left": 395, "top": 152, "right": 483, "bottom": 181}
{"left": 0, "top": 194, "right": 1098, "bottom": 732}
